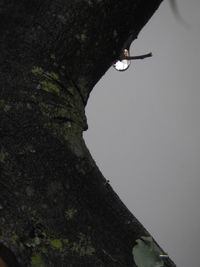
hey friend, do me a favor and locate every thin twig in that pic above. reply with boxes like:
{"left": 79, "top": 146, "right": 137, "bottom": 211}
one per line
{"left": 123, "top": 52, "right": 152, "bottom": 60}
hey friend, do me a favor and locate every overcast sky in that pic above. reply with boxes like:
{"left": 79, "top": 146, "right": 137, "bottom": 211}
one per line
{"left": 84, "top": 1, "right": 200, "bottom": 266}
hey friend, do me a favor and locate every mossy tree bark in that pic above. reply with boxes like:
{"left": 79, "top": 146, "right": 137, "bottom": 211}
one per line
{"left": 0, "top": 1, "right": 176, "bottom": 266}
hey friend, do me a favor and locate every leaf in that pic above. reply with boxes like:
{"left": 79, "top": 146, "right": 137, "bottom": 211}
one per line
{"left": 132, "top": 236, "right": 164, "bottom": 267}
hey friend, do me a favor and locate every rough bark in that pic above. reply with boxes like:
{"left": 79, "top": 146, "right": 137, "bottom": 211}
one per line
{"left": 0, "top": 1, "right": 176, "bottom": 266}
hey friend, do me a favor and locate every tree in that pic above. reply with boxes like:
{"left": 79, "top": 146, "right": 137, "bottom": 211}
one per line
{"left": 0, "top": 1, "right": 176, "bottom": 266}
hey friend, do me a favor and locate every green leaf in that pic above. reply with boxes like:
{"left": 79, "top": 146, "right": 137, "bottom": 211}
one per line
{"left": 132, "top": 236, "right": 164, "bottom": 267}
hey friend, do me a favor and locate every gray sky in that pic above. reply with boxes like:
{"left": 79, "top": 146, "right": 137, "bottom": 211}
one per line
{"left": 84, "top": 1, "right": 200, "bottom": 266}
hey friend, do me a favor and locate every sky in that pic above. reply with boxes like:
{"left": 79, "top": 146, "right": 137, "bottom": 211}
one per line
{"left": 84, "top": 1, "right": 200, "bottom": 266}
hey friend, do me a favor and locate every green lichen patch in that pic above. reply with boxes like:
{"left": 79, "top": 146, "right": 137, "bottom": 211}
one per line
{"left": 34, "top": 237, "right": 41, "bottom": 246}
{"left": 32, "top": 66, "right": 61, "bottom": 95}
{"left": 11, "top": 234, "right": 19, "bottom": 244}
{"left": 49, "top": 239, "right": 63, "bottom": 250}
{"left": 0, "top": 150, "right": 8, "bottom": 164}
{"left": 26, "top": 237, "right": 41, "bottom": 248}
{"left": 75, "top": 32, "right": 87, "bottom": 43}
{"left": 80, "top": 33, "right": 86, "bottom": 42}
{"left": 31, "top": 253, "right": 45, "bottom": 267}
{"left": 32, "top": 66, "right": 44, "bottom": 76}
{"left": 26, "top": 103, "right": 32, "bottom": 110}
{"left": 50, "top": 54, "right": 56, "bottom": 61}
{"left": 87, "top": 0, "right": 93, "bottom": 6}
{"left": 31, "top": 64, "right": 88, "bottom": 144}
{"left": 41, "top": 246, "right": 47, "bottom": 254}
{"left": 0, "top": 100, "right": 11, "bottom": 112}
{"left": 0, "top": 150, "right": 6, "bottom": 163}
{"left": 65, "top": 208, "right": 77, "bottom": 220}
{"left": 71, "top": 233, "right": 95, "bottom": 256}
{"left": 40, "top": 79, "right": 60, "bottom": 94}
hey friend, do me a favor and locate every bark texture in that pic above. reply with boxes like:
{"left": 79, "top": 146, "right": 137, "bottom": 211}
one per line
{"left": 0, "top": 1, "right": 176, "bottom": 266}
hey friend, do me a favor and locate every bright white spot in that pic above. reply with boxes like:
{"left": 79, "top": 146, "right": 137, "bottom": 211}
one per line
{"left": 113, "top": 49, "right": 130, "bottom": 71}
{"left": 113, "top": 56, "right": 131, "bottom": 71}
{"left": 113, "top": 59, "right": 130, "bottom": 71}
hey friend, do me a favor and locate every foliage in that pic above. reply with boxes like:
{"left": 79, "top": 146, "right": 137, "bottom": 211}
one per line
{"left": 132, "top": 236, "right": 164, "bottom": 267}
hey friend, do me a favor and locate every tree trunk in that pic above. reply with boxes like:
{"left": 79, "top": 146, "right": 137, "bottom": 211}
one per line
{"left": 0, "top": 1, "right": 176, "bottom": 266}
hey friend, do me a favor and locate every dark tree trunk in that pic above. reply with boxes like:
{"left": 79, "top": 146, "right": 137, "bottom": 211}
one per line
{"left": 0, "top": 1, "right": 176, "bottom": 266}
